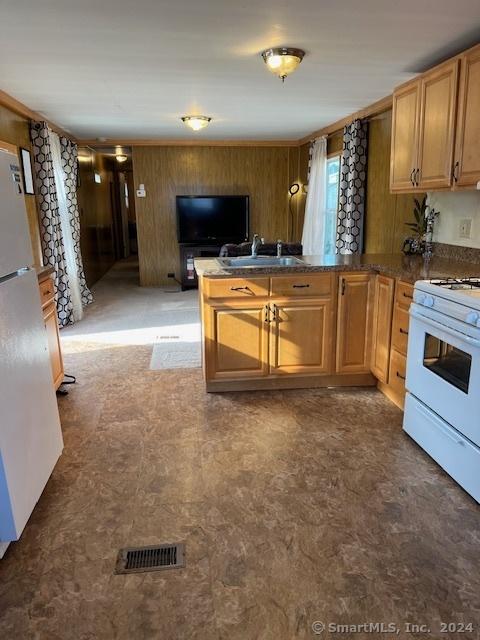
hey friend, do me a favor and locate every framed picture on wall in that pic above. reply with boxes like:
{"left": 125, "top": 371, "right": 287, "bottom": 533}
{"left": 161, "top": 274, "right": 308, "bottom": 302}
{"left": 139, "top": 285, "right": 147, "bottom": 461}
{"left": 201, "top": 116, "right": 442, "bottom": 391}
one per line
{"left": 20, "top": 147, "right": 35, "bottom": 195}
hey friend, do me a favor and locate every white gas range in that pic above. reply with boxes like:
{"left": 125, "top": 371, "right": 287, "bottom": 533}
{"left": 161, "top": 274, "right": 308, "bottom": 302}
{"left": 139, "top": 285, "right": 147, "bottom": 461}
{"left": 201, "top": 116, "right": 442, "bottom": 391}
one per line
{"left": 403, "top": 277, "right": 480, "bottom": 503}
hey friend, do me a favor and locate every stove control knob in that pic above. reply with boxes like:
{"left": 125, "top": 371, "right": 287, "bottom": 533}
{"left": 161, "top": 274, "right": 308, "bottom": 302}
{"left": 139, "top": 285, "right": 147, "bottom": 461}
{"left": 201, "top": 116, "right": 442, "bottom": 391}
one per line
{"left": 423, "top": 295, "right": 435, "bottom": 308}
{"left": 466, "top": 311, "right": 480, "bottom": 325}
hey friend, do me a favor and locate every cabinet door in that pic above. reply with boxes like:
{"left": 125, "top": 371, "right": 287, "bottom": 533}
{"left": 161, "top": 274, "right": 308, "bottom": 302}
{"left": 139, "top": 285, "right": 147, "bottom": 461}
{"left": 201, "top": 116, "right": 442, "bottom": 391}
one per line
{"left": 454, "top": 45, "right": 480, "bottom": 187}
{"left": 370, "top": 275, "right": 395, "bottom": 383}
{"left": 269, "top": 299, "right": 333, "bottom": 375}
{"left": 204, "top": 302, "right": 269, "bottom": 380}
{"left": 44, "top": 302, "right": 64, "bottom": 390}
{"left": 390, "top": 80, "right": 420, "bottom": 191}
{"left": 336, "top": 273, "right": 373, "bottom": 374}
{"left": 417, "top": 60, "right": 459, "bottom": 189}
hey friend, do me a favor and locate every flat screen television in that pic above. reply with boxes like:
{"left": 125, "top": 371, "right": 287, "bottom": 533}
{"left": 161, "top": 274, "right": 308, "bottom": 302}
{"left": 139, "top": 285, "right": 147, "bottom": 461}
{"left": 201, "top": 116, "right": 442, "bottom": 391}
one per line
{"left": 176, "top": 195, "right": 249, "bottom": 244}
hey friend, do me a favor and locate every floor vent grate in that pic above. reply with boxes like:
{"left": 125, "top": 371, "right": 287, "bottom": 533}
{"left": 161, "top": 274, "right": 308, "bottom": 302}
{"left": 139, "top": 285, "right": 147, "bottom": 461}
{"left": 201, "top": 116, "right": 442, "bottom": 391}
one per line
{"left": 115, "top": 543, "right": 185, "bottom": 574}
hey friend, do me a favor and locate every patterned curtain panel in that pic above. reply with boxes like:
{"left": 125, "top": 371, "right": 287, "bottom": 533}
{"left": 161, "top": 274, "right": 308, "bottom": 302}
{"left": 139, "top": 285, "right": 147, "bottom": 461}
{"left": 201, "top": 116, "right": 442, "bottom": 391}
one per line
{"left": 336, "top": 119, "right": 368, "bottom": 255}
{"left": 31, "top": 122, "right": 74, "bottom": 326}
{"left": 59, "top": 137, "right": 93, "bottom": 307}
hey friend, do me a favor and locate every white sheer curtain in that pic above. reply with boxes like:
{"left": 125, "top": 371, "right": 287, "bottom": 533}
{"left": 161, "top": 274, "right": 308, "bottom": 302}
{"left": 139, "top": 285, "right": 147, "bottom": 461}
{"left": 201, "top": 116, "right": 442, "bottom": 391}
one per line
{"left": 302, "top": 136, "right": 328, "bottom": 255}
{"left": 49, "top": 130, "right": 84, "bottom": 321}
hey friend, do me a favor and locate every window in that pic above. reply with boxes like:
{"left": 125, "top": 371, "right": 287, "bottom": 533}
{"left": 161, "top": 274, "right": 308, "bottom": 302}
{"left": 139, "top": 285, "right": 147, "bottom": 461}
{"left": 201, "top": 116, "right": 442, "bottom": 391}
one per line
{"left": 324, "top": 155, "right": 340, "bottom": 254}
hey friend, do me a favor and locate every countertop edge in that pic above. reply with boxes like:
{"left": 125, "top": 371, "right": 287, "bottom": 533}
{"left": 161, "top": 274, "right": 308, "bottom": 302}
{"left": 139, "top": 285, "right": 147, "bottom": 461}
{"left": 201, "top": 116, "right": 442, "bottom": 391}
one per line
{"left": 194, "top": 255, "right": 480, "bottom": 285}
{"left": 35, "top": 265, "right": 55, "bottom": 282}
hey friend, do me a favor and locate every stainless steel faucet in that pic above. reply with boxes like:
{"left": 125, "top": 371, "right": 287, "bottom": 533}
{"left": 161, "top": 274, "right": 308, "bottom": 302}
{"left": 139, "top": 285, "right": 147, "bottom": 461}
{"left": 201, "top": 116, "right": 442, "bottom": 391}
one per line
{"left": 277, "top": 239, "right": 283, "bottom": 257}
{"left": 251, "top": 234, "right": 264, "bottom": 257}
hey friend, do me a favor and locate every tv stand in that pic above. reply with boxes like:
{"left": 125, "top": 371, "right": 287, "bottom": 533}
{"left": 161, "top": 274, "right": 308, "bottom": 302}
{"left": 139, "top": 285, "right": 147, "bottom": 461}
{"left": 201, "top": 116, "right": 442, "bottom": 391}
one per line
{"left": 179, "top": 244, "right": 223, "bottom": 290}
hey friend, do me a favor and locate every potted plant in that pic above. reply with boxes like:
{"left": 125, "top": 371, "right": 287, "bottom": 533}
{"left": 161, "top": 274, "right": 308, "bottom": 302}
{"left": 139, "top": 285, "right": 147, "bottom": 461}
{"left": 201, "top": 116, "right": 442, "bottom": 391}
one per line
{"left": 402, "top": 196, "right": 439, "bottom": 257}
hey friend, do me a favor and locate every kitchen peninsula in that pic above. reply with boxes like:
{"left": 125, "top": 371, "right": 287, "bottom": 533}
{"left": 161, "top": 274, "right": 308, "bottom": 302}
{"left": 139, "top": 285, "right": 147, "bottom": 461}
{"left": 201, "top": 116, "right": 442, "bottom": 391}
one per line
{"left": 195, "top": 253, "right": 480, "bottom": 405}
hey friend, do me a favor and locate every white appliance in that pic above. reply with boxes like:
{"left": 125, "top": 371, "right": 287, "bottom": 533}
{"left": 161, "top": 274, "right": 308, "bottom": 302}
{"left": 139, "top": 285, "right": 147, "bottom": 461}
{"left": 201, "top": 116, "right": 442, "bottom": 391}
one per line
{"left": 0, "top": 146, "right": 63, "bottom": 554}
{"left": 403, "top": 277, "right": 480, "bottom": 502}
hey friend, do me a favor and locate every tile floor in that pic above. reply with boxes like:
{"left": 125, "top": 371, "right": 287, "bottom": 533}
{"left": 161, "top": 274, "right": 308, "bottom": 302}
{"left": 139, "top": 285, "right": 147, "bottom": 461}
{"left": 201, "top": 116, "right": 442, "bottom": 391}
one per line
{"left": 1, "top": 260, "right": 479, "bottom": 640}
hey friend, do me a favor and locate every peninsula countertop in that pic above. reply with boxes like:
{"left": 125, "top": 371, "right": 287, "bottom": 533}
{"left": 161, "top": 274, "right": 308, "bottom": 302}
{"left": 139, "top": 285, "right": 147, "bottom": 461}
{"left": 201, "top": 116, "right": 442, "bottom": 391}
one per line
{"left": 194, "top": 253, "right": 480, "bottom": 283}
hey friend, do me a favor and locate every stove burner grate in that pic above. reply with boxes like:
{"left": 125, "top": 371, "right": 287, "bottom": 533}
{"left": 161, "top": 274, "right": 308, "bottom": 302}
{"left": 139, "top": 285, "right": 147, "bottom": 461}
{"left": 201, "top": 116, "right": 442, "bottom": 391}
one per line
{"left": 430, "top": 277, "right": 480, "bottom": 290}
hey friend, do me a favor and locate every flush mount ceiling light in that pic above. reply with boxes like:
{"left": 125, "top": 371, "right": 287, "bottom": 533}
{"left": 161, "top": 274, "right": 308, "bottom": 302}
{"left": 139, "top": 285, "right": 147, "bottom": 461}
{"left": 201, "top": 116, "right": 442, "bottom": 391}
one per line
{"left": 181, "top": 115, "right": 212, "bottom": 131}
{"left": 116, "top": 154, "right": 128, "bottom": 163}
{"left": 261, "top": 47, "right": 305, "bottom": 82}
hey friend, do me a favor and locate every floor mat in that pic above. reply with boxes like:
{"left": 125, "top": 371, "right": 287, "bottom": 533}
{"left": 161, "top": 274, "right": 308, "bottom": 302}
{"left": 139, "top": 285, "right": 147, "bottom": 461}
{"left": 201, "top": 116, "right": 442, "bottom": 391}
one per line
{"left": 150, "top": 338, "right": 201, "bottom": 370}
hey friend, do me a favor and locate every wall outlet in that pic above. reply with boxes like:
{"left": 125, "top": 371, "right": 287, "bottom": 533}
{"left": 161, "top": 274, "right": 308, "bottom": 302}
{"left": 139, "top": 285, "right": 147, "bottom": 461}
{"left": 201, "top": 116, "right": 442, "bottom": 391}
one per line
{"left": 167, "top": 272, "right": 175, "bottom": 279}
{"left": 459, "top": 218, "right": 472, "bottom": 239}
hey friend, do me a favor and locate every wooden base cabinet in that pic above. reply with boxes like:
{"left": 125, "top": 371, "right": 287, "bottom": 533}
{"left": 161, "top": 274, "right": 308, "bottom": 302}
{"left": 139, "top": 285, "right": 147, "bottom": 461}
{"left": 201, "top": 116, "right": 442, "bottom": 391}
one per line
{"left": 336, "top": 273, "right": 373, "bottom": 374}
{"left": 39, "top": 274, "right": 64, "bottom": 390}
{"left": 269, "top": 300, "right": 333, "bottom": 375}
{"left": 370, "top": 275, "right": 395, "bottom": 383}
{"left": 376, "top": 279, "right": 413, "bottom": 409}
{"left": 205, "top": 302, "right": 269, "bottom": 380}
{"left": 201, "top": 272, "right": 380, "bottom": 392}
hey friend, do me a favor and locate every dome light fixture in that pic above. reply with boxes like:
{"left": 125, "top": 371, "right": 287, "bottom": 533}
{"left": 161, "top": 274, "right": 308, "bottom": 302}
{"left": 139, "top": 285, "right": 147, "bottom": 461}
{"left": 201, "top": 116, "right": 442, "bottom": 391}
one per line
{"left": 261, "top": 47, "right": 305, "bottom": 82}
{"left": 181, "top": 115, "right": 212, "bottom": 131}
{"left": 115, "top": 154, "right": 128, "bottom": 163}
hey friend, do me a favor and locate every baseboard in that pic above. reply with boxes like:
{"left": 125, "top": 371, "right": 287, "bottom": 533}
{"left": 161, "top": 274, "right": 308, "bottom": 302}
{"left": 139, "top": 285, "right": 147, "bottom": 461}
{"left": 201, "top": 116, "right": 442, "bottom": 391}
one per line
{"left": 206, "top": 373, "right": 377, "bottom": 393}
{"left": 377, "top": 380, "right": 405, "bottom": 410}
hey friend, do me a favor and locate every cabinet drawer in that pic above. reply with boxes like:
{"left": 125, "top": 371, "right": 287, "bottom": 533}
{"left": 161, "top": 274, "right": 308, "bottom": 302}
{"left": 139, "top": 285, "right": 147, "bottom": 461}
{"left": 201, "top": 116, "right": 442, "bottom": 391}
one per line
{"left": 389, "top": 348, "right": 407, "bottom": 400}
{"left": 203, "top": 277, "right": 270, "bottom": 299}
{"left": 39, "top": 277, "right": 55, "bottom": 308}
{"left": 395, "top": 280, "right": 414, "bottom": 308}
{"left": 391, "top": 303, "right": 410, "bottom": 355}
{"left": 270, "top": 273, "right": 333, "bottom": 298}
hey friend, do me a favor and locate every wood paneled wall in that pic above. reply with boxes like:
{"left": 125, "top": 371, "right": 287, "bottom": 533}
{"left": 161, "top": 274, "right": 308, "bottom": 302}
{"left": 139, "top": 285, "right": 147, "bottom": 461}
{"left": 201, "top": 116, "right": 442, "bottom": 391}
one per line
{"left": 364, "top": 110, "right": 423, "bottom": 254}
{"left": 0, "top": 104, "right": 42, "bottom": 265}
{"left": 77, "top": 149, "right": 116, "bottom": 286}
{"left": 133, "top": 145, "right": 301, "bottom": 286}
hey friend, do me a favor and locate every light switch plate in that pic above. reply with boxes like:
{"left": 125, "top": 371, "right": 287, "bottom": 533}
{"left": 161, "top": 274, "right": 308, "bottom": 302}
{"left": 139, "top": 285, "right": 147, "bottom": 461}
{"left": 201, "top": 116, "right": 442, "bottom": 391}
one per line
{"left": 459, "top": 218, "right": 472, "bottom": 239}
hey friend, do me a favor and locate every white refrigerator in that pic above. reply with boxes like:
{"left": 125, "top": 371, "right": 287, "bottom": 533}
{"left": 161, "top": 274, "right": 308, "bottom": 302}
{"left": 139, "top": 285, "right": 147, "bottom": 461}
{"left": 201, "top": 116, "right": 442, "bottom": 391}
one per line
{"left": 0, "top": 146, "right": 63, "bottom": 553}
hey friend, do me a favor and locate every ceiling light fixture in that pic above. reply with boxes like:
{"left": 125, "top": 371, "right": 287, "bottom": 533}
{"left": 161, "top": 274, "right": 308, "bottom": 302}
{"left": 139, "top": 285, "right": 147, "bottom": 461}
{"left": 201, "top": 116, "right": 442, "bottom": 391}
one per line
{"left": 116, "top": 154, "right": 128, "bottom": 163}
{"left": 261, "top": 47, "right": 305, "bottom": 82}
{"left": 181, "top": 115, "right": 212, "bottom": 131}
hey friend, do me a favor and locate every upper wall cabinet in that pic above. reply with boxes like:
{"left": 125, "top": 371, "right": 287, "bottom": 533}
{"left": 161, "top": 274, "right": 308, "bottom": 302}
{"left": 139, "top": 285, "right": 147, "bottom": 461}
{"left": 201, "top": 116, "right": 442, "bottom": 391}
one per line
{"left": 390, "top": 80, "right": 421, "bottom": 191}
{"left": 390, "top": 60, "right": 459, "bottom": 192}
{"left": 453, "top": 45, "right": 480, "bottom": 188}
{"left": 416, "top": 60, "right": 459, "bottom": 190}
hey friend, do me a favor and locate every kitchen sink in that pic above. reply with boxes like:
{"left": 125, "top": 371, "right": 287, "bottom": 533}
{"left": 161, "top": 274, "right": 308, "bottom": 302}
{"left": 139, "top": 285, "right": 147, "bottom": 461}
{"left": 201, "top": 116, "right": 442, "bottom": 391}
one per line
{"left": 218, "top": 256, "right": 305, "bottom": 268}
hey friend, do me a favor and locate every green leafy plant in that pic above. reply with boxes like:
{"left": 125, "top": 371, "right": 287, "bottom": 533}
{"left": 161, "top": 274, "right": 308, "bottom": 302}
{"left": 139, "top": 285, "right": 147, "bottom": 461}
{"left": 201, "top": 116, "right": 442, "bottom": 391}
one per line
{"left": 405, "top": 196, "right": 428, "bottom": 236}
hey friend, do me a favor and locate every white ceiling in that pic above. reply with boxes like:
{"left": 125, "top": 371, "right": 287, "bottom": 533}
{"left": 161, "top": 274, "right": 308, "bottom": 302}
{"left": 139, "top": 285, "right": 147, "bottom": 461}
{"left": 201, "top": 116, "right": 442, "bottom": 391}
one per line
{"left": 1, "top": 0, "right": 480, "bottom": 141}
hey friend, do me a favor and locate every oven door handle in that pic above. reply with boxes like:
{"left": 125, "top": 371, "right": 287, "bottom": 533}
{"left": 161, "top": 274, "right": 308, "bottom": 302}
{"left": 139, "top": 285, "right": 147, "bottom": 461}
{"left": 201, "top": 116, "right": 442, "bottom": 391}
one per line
{"left": 410, "top": 307, "right": 480, "bottom": 348}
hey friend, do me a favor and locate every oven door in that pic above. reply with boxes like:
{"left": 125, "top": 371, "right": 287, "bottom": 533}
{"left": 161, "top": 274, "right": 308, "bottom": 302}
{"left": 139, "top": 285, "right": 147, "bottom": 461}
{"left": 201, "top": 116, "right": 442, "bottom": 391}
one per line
{"left": 406, "top": 305, "right": 480, "bottom": 447}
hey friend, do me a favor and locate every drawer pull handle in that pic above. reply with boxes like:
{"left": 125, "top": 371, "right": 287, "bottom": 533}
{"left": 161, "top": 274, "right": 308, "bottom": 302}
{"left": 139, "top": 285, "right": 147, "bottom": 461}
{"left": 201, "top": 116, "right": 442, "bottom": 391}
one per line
{"left": 230, "top": 286, "right": 251, "bottom": 292}
{"left": 264, "top": 305, "right": 270, "bottom": 323}
{"left": 402, "top": 292, "right": 413, "bottom": 300}
{"left": 292, "top": 284, "right": 310, "bottom": 289}
{"left": 399, "top": 328, "right": 409, "bottom": 335}
{"left": 453, "top": 161, "right": 459, "bottom": 183}
{"left": 396, "top": 371, "right": 406, "bottom": 381}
